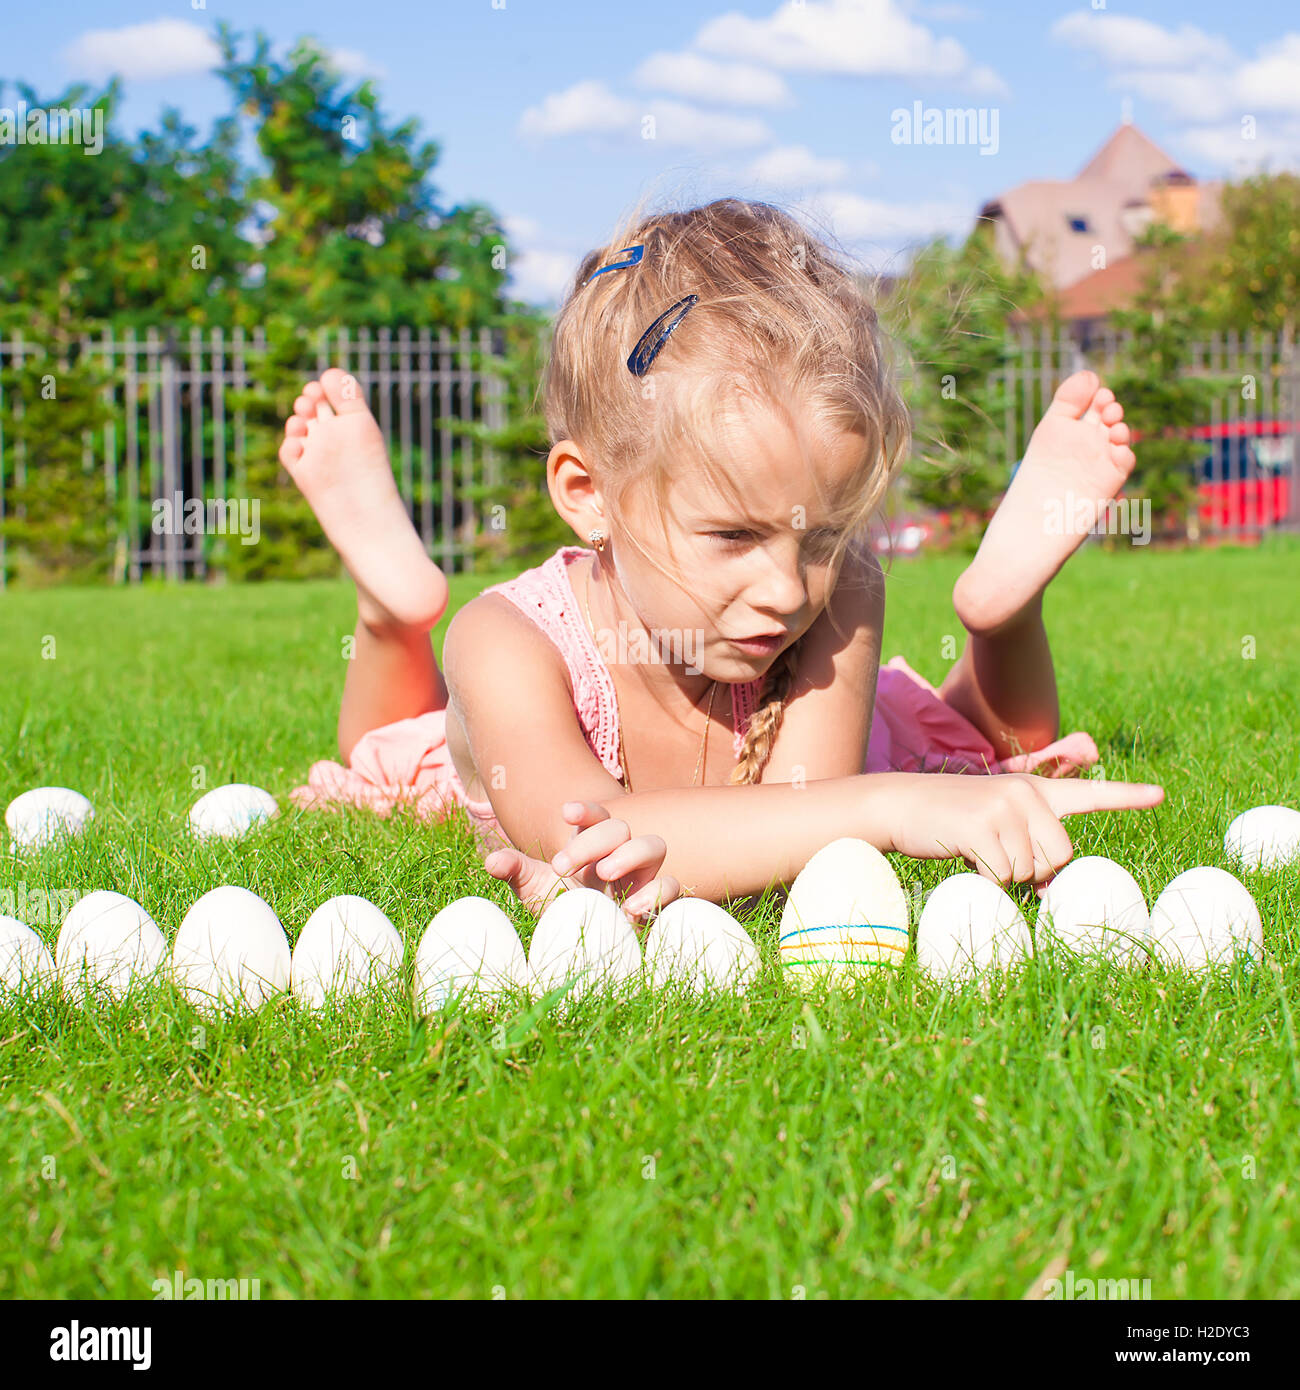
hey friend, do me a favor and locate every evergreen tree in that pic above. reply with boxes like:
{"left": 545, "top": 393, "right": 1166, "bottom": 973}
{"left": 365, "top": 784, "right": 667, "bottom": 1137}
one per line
{"left": 882, "top": 226, "right": 1044, "bottom": 544}
{"left": 1107, "top": 224, "right": 1227, "bottom": 539}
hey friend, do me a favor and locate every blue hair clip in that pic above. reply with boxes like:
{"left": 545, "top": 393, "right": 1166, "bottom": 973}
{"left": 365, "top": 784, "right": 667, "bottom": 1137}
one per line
{"left": 627, "top": 295, "right": 699, "bottom": 377}
{"left": 584, "top": 243, "right": 645, "bottom": 286}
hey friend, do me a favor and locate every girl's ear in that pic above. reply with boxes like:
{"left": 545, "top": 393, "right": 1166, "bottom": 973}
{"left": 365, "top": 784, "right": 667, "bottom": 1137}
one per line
{"left": 547, "top": 439, "right": 605, "bottom": 536}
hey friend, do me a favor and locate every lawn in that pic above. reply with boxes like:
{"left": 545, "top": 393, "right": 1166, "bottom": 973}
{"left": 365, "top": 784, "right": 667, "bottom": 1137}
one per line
{"left": 1, "top": 536, "right": 1298, "bottom": 1299}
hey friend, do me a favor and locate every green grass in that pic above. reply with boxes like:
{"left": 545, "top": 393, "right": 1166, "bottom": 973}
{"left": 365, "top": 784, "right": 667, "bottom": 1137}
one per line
{"left": 1, "top": 537, "right": 1298, "bottom": 1299}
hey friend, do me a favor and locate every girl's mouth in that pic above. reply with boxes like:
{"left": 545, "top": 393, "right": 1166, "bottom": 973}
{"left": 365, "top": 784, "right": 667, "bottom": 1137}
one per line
{"left": 729, "top": 633, "right": 787, "bottom": 656}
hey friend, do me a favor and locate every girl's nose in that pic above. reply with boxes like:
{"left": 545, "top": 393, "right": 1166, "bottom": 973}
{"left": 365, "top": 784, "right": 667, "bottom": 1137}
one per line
{"left": 746, "top": 546, "right": 808, "bottom": 617}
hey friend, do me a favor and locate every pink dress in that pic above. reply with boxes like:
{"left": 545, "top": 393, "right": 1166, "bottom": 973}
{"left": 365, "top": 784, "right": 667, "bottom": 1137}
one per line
{"left": 290, "top": 545, "right": 1098, "bottom": 848}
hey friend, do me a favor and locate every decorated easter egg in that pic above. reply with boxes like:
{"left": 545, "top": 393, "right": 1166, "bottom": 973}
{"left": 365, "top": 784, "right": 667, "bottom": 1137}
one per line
{"left": 779, "top": 837, "right": 910, "bottom": 987}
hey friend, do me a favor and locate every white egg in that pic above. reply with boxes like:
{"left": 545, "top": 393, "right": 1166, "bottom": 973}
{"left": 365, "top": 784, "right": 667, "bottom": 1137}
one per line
{"left": 55, "top": 890, "right": 167, "bottom": 1000}
{"left": 644, "top": 898, "right": 759, "bottom": 995}
{"left": 1037, "top": 855, "right": 1150, "bottom": 963}
{"left": 5, "top": 787, "right": 94, "bottom": 853}
{"left": 0, "top": 915, "right": 57, "bottom": 995}
{"left": 778, "top": 837, "right": 911, "bottom": 988}
{"left": 188, "top": 784, "right": 279, "bottom": 841}
{"left": 1148, "top": 867, "right": 1263, "bottom": 970}
{"left": 916, "top": 873, "right": 1031, "bottom": 982}
{"left": 414, "top": 896, "right": 528, "bottom": 1013}
{"left": 528, "top": 887, "right": 641, "bottom": 1003}
{"left": 173, "top": 886, "right": 290, "bottom": 1010}
{"left": 1224, "top": 805, "right": 1300, "bottom": 873}
{"left": 291, "top": 895, "right": 403, "bottom": 1009}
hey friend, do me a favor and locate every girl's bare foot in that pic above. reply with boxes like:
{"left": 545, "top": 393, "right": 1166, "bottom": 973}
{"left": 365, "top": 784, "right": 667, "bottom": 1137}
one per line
{"left": 279, "top": 368, "right": 449, "bottom": 632}
{"left": 953, "top": 370, "right": 1135, "bottom": 637}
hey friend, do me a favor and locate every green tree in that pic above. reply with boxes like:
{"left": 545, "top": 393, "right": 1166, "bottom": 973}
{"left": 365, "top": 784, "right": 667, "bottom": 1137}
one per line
{"left": 1107, "top": 225, "right": 1226, "bottom": 539}
{"left": 0, "top": 80, "right": 249, "bottom": 331}
{"left": 0, "top": 286, "right": 115, "bottom": 584}
{"left": 1194, "top": 172, "right": 1300, "bottom": 339}
{"left": 214, "top": 27, "right": 507, "bottom": 329}
{"left": 882, "top": 226, "right": 1044, "bottom": 544}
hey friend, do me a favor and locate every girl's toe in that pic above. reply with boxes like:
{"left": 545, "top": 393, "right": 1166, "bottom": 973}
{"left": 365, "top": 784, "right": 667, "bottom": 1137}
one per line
{"left": 284, "top": 416, "right": 308, "bottom": 438}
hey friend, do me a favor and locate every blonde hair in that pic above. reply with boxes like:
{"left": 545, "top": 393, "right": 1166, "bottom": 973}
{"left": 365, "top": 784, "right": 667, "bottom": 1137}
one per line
{"left": 540, "top": 196, "right": 911, "bottom": 784}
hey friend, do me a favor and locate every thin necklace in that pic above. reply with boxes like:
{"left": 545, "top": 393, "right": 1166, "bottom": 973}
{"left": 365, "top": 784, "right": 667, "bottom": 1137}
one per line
{"left": 582, "top": 561, "right": 717, "bottom": 792}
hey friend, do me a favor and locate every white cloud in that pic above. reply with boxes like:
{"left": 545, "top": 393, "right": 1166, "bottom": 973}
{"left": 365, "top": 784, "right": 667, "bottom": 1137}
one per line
{"left": 508, "top": 246, "right": 578, "bottom": 306}
{"left": 745, "top": 143, "right": 851, "bottom": 187}
{"left": 794, "top": 189, "right": 972, "bottom": 251}
{"left": 632, "top": 51, "right": 792, "bottom": 107}
{"left": 323, "top": 47, "right": 388, "bottom": 81}
{"left": 1052, "top": 15, "right": 1300, "bottom": 172}
{"left": 518, "top": 80, "right": 639, "bottom": 139}
{"left": 518, "top": 80, "right": 772, "bottom": 150}
{"left": 1051, "top": 13, "right": 1233, "bottom": 71}
{"left": 62, "top": 18, "right": 221, "bottom": 81}
{"left": 497, "top": 215, "right": 582, "bottom": 305}
{"left": 1177, "top": 120, "right": 1300, "bottom": 176}
{"left": 1116, "top": 67, "right": 1234, "bottom": 125}
{"left": 695, "top": 0, "right": 1008, "bottom": 95}
{"left": 1236, "top": 33, "right": 1300, "bottom": 115}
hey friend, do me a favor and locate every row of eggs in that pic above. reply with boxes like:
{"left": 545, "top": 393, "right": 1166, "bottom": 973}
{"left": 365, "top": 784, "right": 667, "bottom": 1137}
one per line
{"left": 7, "top": 783, "right": 1300, "bottom": 880}
{"left": 5, "top": 783, "right": 279, "bottom": 852}
{"left": 784, "top": 839, "right": 1266, "bottom": 985}
{"left": 0, "top": 883, "right": 759, "bottom": 1012}
{"left": 0, "top": 834, "right": 1270, "bottom": 1012}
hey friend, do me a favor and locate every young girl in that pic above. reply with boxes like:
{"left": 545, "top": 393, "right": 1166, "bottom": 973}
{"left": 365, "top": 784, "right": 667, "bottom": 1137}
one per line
{"left": 280, "top": 198, "right": 1163, "bottom": 925}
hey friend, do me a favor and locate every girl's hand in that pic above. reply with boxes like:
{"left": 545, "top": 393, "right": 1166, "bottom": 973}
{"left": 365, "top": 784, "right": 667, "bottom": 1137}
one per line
{"left": 886, "top": 771, "right": 1164, "bottom": 889}
{"left": 483, "top": 800, "right": 682, "bottom": 925}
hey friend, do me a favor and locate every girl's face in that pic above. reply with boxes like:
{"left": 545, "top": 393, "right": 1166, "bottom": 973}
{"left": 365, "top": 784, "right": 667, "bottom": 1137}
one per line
{"left": 613, "top": 405, "right": 868, "bottom": 681}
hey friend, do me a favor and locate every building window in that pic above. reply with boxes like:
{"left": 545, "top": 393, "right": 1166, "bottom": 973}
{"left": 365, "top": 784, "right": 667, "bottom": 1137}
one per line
{"left": 1067, "top": 214, "right": 1091, "bottom": 233}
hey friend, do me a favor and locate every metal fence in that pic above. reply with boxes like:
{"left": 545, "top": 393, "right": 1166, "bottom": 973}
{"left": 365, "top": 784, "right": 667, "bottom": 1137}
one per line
{"left": 994, "top": 326, "right": 1300, "bottom": 543}
{"left": 0, "top": 325, "right": 507, "bottom": 585}
{"left": 1, "top": 324, "right": 1297, "bottom": 586}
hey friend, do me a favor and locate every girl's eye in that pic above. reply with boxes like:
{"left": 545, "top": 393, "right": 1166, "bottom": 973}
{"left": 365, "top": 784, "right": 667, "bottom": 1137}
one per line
{"left": 709, "top": 530, "right": 753, "bottom": 545}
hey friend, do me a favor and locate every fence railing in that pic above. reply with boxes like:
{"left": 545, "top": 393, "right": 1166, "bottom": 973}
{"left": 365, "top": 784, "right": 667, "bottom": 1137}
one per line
{"left": 0, "top": 325, "right": 507, "bottom": 585}
{"left": 2, "top": 325, "right": 1297, "bottom": 586}
{"left": 993, "top": 326, "right": 1300, "bottom": 543}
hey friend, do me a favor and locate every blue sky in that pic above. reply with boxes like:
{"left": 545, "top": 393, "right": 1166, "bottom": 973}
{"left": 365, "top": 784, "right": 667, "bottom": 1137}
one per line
{"left": 6, "top": 0, "right": 1298, "bottom": 307}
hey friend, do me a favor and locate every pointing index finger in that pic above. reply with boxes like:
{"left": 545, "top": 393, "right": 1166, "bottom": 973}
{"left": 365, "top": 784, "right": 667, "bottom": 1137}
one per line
{"left": 1042, "top": 778, "right": 1165, "bottom": 817}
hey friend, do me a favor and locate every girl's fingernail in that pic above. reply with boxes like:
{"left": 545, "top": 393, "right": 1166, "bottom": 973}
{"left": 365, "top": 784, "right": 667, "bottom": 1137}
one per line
{"left": 553, "top": 853, "right": 571, "bottom": 873}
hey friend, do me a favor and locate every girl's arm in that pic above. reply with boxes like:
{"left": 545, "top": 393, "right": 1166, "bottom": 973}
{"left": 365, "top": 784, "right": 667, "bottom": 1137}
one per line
{"left": 442, "top": 592, "right": 887, "bottom": 899}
